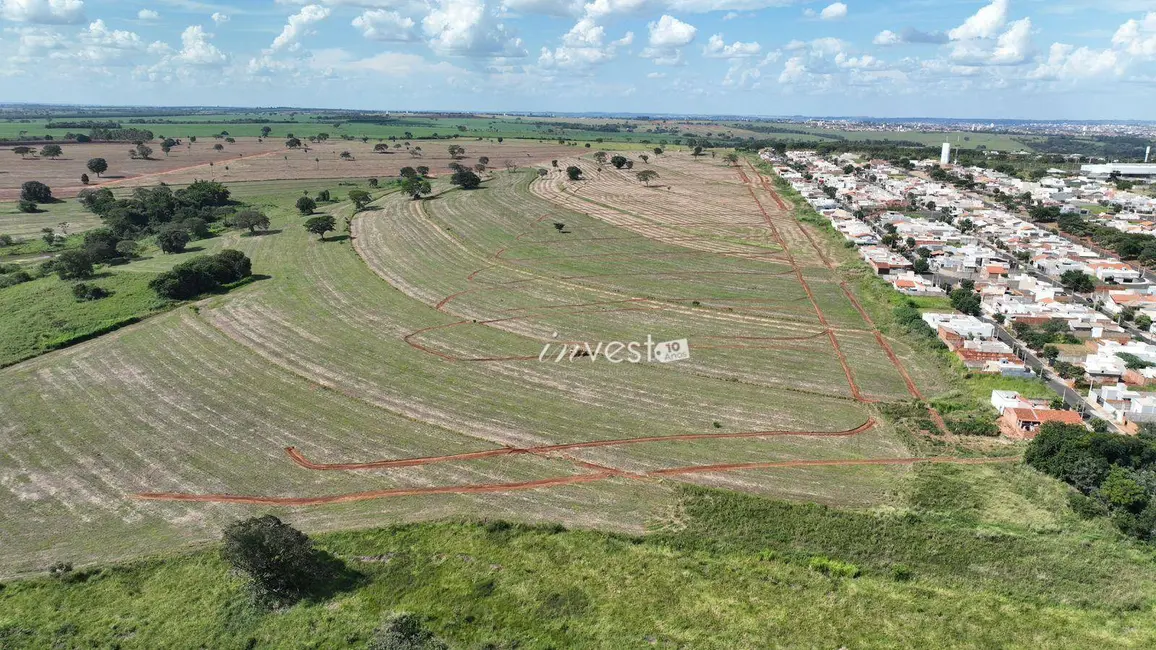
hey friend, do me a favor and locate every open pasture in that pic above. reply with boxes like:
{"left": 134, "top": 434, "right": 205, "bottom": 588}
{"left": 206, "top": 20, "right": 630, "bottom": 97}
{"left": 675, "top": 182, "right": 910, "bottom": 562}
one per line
{"left": 0, "top": 145, "right": 958, "bottom": 576}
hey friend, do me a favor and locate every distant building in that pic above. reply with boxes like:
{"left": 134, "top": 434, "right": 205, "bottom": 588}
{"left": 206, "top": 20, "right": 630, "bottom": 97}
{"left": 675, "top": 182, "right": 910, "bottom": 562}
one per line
{"left": 1081, "top": 163, "right": 1156, "bottom": 180}
{"left": 940, "top": 142, "right": 951, "bottom": 166}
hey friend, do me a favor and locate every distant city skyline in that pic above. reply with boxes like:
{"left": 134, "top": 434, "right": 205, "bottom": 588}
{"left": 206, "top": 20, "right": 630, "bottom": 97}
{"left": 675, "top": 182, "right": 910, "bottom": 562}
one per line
{"left": 1, "top": 1, "right": 1155, "bottom": 120}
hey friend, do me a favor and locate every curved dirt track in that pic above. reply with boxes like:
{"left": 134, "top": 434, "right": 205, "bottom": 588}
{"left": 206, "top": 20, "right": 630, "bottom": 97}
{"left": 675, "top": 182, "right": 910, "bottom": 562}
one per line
{"left": 134, "top": 455, "right": 1019, "bottom": 506}
{"left": 285, "top": 418, "right": 880, "bottom": 471}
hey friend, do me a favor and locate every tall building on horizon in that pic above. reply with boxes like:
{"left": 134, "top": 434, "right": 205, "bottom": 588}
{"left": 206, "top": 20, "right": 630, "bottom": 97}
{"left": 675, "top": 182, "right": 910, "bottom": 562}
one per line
{"left": 940, "top": 142, "right": 951, "bottom": 166}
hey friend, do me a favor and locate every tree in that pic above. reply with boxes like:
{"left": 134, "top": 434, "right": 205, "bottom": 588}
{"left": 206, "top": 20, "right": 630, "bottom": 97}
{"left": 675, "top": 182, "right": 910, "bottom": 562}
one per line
{"left": 415, "top": 166, "right": 429, "bottom": 177}
{"left": 593, "top": 151, "right": 608, "bottom": 165}
{"left": 229, "top": 209, "right": 271, "bottom": 234}
{"left": 160, "top": 138, "right": 177, "bottom": 156}
{"left": 87, "top": 158, "right": 108, "bottom": 177}
{"left": 222, "top": 515, "right": 318, "bottom": 604}
{"left": 156, "top": 226, "right": 190, "bottom": 253}
{"left": 1060, "top": 270, "right": 1096, "bottom": 294}
{"left": 340, "top": 151, "right": 353, "bottom": 160}
{"left": 213, "top": 143, "right": 224, "bottom": 152}
{"left": 134, "top": 143, "right": 153, "bottom": 159}
{"left": 54, "top": 250, "right": 93, "bottom": 280}
{"left": 40, "top": 144, "right": 62, "bottom": 159}
{"left": 368, "top": 177, "right": 379, "bottom": 188}
{"left": 285, "top": 137, "right": 302, "bottom": 149}
{"left": 115, "top": 239, "right": 139, "bottom": 257}
{"left": 477, "top": 156, "right": 490, "bottom": 166}
{"left": 400, "top": 176, "right": 432, "bottom": 200}
{"left": 537, "top": 168, "right": 548, "bottom": 178}
{"left": 636, "top": 170, "right": 659, "bottom": 186}
{"left": 610, "top": 155, "right": 627, "bottom": 169}
{"left": 949, "top": 286, "right": 982, "bottom": 316}
{"left": 447, "top": 144, "right": 465, "bottom": 159}
{"left": 20, "top": 181, "right": 52, "bottom": 203}
{"left": 723, "top": 153, "right": 738, "bottom": 166}
{"left": 399, "top": 166, "right": 417, "bottom": 179}
{"left": 17, "top": 199, "right": 36, "bottom": 213}
{"left": 296, "top": 196, "right": 317, "bottom": 215}
{"left": 450, "top": 169, "right": 481, "bottom": 189}
{"left": 551, "top": 159, "right": 558, "bottom": 168}
{"left": 566, "top": 166, "right": 582, "bottom": 181}
{"left": 304, "top": 215, "right": 336, "bottom": 240}
{"left": 13, "top": 146, "right": 34, "bottom": 158}
{"left": 261, "top": 126, "right": 272, "bottom": 138}
{"left": 692, "top": 146, "right": 704, "bottom": 157}
{"left": 349, "top": 189, "right": 372, "bottom": 211}
{"left": 639, "top": 154, "right": 649, "bottom": 164}
{"left": 653, "top": 147, "right": 663, "bottom": 156}
{"left": 80, "top": 173, "right": 89, "bottom": 185}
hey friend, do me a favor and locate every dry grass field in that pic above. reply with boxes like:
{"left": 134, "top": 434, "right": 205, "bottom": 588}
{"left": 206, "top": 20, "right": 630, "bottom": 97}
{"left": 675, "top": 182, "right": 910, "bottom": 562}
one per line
{"left": 0, "top": 139, "right": 577, "bottom": 200}
{"left": 0, "top": 145, "right": 971, "bottom": 578}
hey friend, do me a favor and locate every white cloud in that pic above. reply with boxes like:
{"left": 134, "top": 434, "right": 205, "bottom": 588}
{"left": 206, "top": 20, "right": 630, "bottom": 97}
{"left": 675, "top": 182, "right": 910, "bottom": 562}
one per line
{"left": 647, "top": 14, "right": 695, "bottom": 47}
{"left": 271, "top": 4, "right": 330, "bottom": 52}
{"left": 819, "top": 2, "right": 846, "bottom": 21}
{"left": 0, "top": 0, "right": 84, "bottom": 24}
{"left": 538, "top": 16, "right": 631, "bottom": 70}
{"left": 1113, "top": 12, "right": 1156, "bottom": 58}
{"left": 174, "top": 24, "right": 227, "bottom": 66}
{"left": 778, "top": 55, "right": 805, "bottom": 83}
{"left": 703, "top": 33, "right": 760, "bottom": 58}
{"left": 501, "top": 0, "right": 583, "bottom": 16}
{"left": 722, "top": 11, "right": 738, "bottom": 20}
{"left": 352, "top": 9, "right": 417, "bottom": 42}
{"left": 1031, "top": 42, "right": 1120, "bottom": 80}
{"left": 950, "top": 16, "right": 1034, "bottom": 65}
{"left": 646, "top": 70, "right": 665, "bottom": 77}
{"left": 211, "top": 12, "right": 229, "bottom": 25}
{"left": 137, "top": 9, "right": 158, "bottom": 21}
{"left": 873, "top": 29, "right": 899, "bottom": 45}
{"left": 423, "top": 0, "right": 527, "bottom": 57}
{"left": 948, "top": 0, "right": 1008, "bottom": 41}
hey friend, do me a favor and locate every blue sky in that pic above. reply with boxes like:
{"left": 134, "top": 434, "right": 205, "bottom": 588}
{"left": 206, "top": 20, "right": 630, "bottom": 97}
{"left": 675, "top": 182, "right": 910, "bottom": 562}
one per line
{"left": 1, "top": 0, "right": 1155, "bottom": 119}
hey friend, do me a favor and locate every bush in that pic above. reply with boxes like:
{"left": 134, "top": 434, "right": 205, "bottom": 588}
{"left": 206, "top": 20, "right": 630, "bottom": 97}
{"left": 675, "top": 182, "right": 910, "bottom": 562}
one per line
{"left": 17, "top": 200, "right": 37, "bottom": 213}
{"left": 149, "top": 250, "right": 251, "bottom": 300}
{"left": 53, "top": 250, "right": 94, "bottom": 280}
{"left": 890, "top": 565, "right": 914, "bottom": 582}
{"left": 0, "top": 234, "right": 12, "bottom": 246}
{"left": 450, "top": 169, "right": 481, "bottom": 189}
{"left": 1068, "top": 491, "right": 1109, "bottom": 520}
{"left": 20, "top": 180, "right": 53, "bottom": 203}
{"left": 367, "top": 613, "right": 447, "bottom": 650}
{"left": 808, "top": 555, "right": 860, "bottom": 578}
{"left": 0, "top": 271, "right": 32, "bottom": 289}
{"left": 296, "top": 196, "right": 317, "bottom": 215}
{"left": 72, "top": 283, "right": 109, "bottom": 301}
{"left": 156, "top": 226, "right": 190, "bottom": 254}
{"left": 222, "top": 515, "right": 317, "bottom": 604}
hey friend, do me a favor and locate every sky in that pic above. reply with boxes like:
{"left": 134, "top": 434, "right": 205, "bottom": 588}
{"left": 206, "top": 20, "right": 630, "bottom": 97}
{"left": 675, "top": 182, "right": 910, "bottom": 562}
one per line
{"left": 0, "top": 0, "right": 1155, "bottom": 119}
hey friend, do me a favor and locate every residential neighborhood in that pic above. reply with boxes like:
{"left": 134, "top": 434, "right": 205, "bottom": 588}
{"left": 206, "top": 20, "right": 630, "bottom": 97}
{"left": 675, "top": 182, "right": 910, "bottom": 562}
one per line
{"left": 765, "top": 148, "right": 1156, "bottom": 436}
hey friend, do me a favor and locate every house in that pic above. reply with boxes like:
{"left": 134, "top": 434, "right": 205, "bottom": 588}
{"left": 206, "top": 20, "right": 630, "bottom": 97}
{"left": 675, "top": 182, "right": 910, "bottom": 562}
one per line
{"left": 1000, "top": 407, "right": 1085, "bottom": 439}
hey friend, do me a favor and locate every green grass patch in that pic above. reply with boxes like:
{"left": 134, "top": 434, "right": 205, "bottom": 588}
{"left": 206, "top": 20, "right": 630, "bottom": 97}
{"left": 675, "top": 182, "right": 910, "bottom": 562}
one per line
{"left": 0, "top": 271, "right": 170, "bottom": 367}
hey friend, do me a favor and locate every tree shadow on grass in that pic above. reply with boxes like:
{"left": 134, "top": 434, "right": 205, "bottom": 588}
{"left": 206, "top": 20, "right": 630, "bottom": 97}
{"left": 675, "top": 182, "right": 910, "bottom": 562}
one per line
{"left": 299, "top": 550, "right": 366, "bottom": 603}
{"left": 322, "top": 234, "right": 351, "bottom": 243}
{"left": 242, "top": 229, "right": 283, "bottom": 237}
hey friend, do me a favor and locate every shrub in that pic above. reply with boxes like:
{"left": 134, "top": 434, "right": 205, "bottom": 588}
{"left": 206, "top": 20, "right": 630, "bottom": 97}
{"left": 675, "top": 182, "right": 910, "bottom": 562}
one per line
{"left": 890, "top": 565, "right": 914, "bottom": 582}
{"left": 115, "top": 240, "right": 139, "bottom": 258}
{"left": 80, "top": 173, "right": 89, "bottom": 185}
{"left": 149, "top": 249, "right": 251, "bottom": 300}
{"left": 566, "top": 166, "right": 582, "bottom": 180}
{"left": 156, "top": 226, "right": 190, "bottom": 254}
{"left": 48, "top": 562, "right": 73, "bottom": 580}
{"left": 0, "top": 234, "right": 12, "bottom": 246}
{"left": 53, "top": 250, "right": 93, "bottom": 280}
{"left": 72, "top": 283, "right": 109, "bottom": 301}
{"left": 946, "top": 415, "right": 999, "bottom": 437}
{"left": 367, "top": 613, "right": 447, "bottom": 650}
{"left": 450, "top": 169, "right": 481, "bottom": 189}
{"left": 808, "top": 555, "right": 860, "bottom": 578}
{"left": 0, "top": 271, "right": 32, "bottom": 288}
{"left": 20, "top": 180, "right": 53, "bottom": 203}
{"left": 1068, "top": 491, "right": 1109, "bottom": 520}
{"left": 18, "top": 199, "right": 37, "bottom": 213}
{"left": 296, "top": 196, "right": 317, "bottom": 215}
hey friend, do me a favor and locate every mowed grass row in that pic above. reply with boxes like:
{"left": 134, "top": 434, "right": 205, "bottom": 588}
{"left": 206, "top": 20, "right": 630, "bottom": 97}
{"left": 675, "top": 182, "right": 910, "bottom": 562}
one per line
{"left": 351, "top": 168, "right": 874, "bottom": 401}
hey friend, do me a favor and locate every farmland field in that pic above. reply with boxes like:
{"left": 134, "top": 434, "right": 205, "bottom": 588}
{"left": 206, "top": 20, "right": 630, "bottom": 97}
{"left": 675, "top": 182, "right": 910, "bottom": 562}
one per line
{"left": 0, "top": 144, "right": 981, "bottom": 578}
